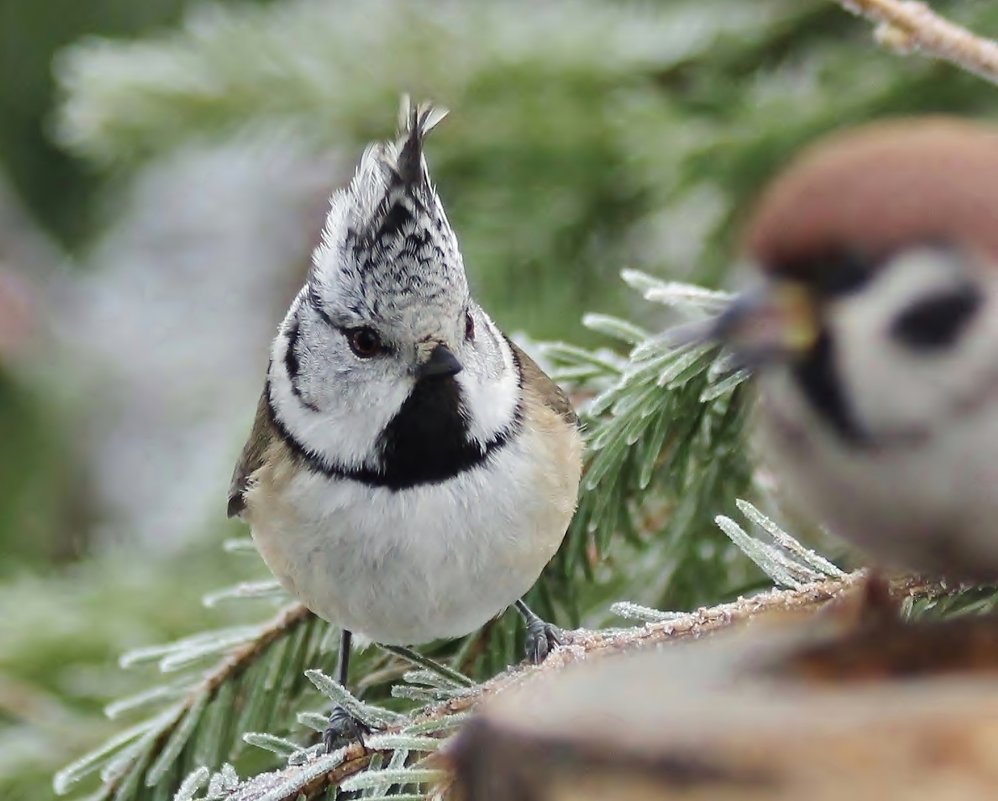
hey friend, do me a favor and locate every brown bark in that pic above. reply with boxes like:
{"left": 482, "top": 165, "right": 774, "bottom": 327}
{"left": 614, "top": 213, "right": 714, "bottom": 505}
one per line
{"left": 838, "top": 0, "right": 998, "bottom": 84}
{"left": 449, "top": 610, "right": 998, "bottom": 801}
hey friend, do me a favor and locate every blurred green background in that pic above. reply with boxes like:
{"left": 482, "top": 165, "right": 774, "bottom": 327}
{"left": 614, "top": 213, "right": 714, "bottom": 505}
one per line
{"left": 1, "top": 1, "right": 995, "bottom": 799}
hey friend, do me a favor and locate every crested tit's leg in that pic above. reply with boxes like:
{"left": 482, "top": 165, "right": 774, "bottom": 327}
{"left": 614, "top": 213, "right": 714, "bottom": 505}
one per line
{"left": 515, "top": 599, "right": 564, "bottom": 664}
{"left": 322, "top": 629, "right": 371, "bottom": 753}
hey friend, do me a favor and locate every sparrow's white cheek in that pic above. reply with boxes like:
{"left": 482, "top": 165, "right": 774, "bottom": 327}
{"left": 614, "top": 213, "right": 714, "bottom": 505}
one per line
{"left": 756, "top": 367, "right": 998, "bottom": 578}
{"left": 827, "top": 272, "right": 998, "bottom": 436}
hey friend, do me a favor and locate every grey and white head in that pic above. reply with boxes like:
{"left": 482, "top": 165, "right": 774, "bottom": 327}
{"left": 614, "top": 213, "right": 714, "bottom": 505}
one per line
{"left": 267, "top": 98, "right": 521, "bottom": 489}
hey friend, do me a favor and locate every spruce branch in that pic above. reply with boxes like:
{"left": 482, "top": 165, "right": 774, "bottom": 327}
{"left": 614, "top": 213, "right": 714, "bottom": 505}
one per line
{"left": 54, "top": 602, "right": 323, "bottom": 801}
{"left": 837, "top": 0, "right": 998, "bottom": 84}
{"left": 543, "top": 271, "right": 754, "bottom": 611}
{"left": 197, "top": 569, "right": 946, "bottom": 801}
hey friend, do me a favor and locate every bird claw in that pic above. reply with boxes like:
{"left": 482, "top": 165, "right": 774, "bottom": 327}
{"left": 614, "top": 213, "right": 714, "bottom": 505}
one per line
{"left": 524, "top": 617, "right": 564, "bottom": 665}
{"left": 322, "top": 704, "right": 371, "bottom": 754}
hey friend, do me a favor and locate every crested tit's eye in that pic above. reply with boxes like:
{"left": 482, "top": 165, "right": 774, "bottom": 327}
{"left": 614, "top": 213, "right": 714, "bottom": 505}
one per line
{"left": 465, "top": 311, "right": 475, "bottom": 342}
{"left": 890, "top": 286, "right": 981, "bottom": 351}
{"left": 346, "top": 326, "right": 383, "bottom": 358}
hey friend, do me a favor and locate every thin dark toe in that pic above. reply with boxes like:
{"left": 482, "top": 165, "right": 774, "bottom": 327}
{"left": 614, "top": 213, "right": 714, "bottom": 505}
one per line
{"left": 322, "top": 704, "right": 370, "bottom": 753}
{"left": 525, "top": 620, "right": 564, "bottom": 665}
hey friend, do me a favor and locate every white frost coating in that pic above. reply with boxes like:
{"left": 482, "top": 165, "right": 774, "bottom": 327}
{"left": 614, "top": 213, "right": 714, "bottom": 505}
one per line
{"left": 241, "top": 732, "right": 301, "bottom": 757}
{"left": 305, "top": 669, "right": 406, "bottom": 727}
{"left": 735, "top": 499, "right": 846, "bottom": 578}
{"left": 610, "top": 601, "right": 684, "bottom": 623}
{"left": 172, "top": 767, "right": 209, "bottom": 801}
{"left": 230, "top": 750, "right": 348, "bottom": 801}
{"left": 202, "top": 579, "right": 288, "bottom": 608}
{"left": 715, "top": 515, "right": 811, "bottom": 590}
{"left": 339, "top": 768, "right": 444, "bottom": 793}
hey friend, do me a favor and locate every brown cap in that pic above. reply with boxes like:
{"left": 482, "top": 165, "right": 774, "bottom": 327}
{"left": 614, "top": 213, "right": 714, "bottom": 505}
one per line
{"left": 744, "top": 118, "right": 998, "bottom": 277}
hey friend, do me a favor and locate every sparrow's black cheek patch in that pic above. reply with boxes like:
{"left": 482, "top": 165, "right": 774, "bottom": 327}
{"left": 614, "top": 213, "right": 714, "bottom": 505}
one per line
{"left": 284, "top": 322, "right": 302, "bottom": 380}
{"left": 890, "top": 286, "right": 982, "bottom": 351}
{"left": 791, "top": 332, "right": 868, "bottom": 444}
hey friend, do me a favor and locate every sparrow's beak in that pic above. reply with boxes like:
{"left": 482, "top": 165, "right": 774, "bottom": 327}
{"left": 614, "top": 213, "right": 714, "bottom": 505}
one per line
{"left": 418, "top": 343, "right": 463, "bottom": 379}
{"left": 710, "top": 281, "right": 818, "bottom": 368}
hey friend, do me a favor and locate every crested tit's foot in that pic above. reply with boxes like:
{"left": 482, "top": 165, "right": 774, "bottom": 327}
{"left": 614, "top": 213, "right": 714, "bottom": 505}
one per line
{"left": 516, "top": 600, "right": 564, "bottom": 664}
{"left": 323, "top": 704, "right": 371, "bottom": 754}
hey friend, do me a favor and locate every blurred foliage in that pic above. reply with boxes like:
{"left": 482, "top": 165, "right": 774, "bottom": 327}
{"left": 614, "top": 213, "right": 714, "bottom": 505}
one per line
{"left": 0, "top": 0, "right": 185, "bottom": 245}
{"left": 0, "top": 374, "right": 77, "bottom": 569}
{"left": 46, "top": 0, "right": 998, "bottom": 336}
{"left": 1, "top": 0, "right": 997, "bottom": 799}
{"left": 0, "top": 542, "right": 252, "bottom": 801}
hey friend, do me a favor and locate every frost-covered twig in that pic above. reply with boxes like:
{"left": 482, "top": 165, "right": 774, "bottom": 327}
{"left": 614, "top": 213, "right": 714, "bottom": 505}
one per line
{"left": 211, "top": 570, "right": 943, "bottom": 801}
{"left": 839, "top": 0, "right": 998, "bottom": 84}
{"left": 54, "top": 603, "right": 316, "bottom": 799}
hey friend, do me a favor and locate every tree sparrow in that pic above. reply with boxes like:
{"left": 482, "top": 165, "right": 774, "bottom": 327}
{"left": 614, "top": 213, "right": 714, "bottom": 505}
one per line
{"left": 227, "top": 100, "right": 583, "bottom": 747}
{"left": 712, "top": 118, "right": 998, "bottom": 582}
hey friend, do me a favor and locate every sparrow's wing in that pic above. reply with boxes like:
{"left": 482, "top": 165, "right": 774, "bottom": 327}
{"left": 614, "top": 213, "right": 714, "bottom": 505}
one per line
{"left": 509, "top": 341, "right": 579, "bottom": 427}
{"left": 227, "top": 388, "right": 276, "bottom": 519}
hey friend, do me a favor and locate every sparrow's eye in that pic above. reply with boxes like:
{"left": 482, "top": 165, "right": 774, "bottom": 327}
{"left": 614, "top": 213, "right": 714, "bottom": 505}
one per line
{"left": 464, "top": 311, "right": 475, "bottom": 342}
{"left": 890, "top": 286, "right": 982, "bottom": 351}
{"left": 346, "top": 326, "right": 383, "bottom": 358}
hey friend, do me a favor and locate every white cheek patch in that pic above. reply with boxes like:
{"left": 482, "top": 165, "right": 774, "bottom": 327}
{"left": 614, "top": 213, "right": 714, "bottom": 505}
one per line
{"left": 267, "top": 309, "right": 409, "bottom": 469}
{"left": 458, "top": 320, "right": 520, "bottom": 445}
{"left": 827, "top": 250, "right": 998, "bottom": 434}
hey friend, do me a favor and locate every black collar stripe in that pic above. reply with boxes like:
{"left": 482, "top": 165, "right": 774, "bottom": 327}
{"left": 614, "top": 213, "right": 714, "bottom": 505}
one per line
{"left": 266, "top": 360, "right": 523, "bottom": 491}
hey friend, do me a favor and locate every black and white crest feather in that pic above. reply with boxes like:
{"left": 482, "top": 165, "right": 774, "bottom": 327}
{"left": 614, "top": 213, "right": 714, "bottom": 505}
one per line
{"left": 394, "top": 96, "right": 448, "bottom": 187}
{"left": 309, "top": 97, "right": 466, "bottom": 329}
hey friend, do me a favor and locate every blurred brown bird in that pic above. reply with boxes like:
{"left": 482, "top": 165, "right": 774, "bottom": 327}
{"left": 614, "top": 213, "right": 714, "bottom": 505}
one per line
{"left": 713, "top": 118, "right": 998, "bottom": 581}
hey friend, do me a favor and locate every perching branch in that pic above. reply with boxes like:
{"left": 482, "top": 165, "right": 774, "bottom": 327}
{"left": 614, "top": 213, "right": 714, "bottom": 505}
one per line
{"left": 192, "top": 604, "right": 313, "bottom": 702}
{"left": 838, "top": 0, "right": 998, "bottom": 84}
{"left": 219, "top": 571, "right": 944, "bottom": 801}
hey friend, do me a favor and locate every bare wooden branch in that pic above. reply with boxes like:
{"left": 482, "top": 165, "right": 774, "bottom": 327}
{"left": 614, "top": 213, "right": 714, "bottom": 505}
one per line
{"left": 231, "top": 572, "right": 944, "bottom": 801}
{"left": 838, "top": 0, "right": 998, "bottom": 84}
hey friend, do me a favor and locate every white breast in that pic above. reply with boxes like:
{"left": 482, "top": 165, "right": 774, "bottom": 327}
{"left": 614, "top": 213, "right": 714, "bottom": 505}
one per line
{"left": 245, "top": 416, "right": 581, "bottom": 644}
{"left": 756, "top": 370, "right": 998, "bottom": 579}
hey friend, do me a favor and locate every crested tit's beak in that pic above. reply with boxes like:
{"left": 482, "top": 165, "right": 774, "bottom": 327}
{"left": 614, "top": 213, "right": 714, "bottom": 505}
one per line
{"left": 709, "top": 281, "right": 818, "bottom": 369}
{"left": 418, "top": 343, "right": 463, "bottom": 379}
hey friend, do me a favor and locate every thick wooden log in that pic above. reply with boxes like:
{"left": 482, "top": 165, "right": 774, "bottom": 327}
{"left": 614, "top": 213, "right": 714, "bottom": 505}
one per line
{"left": 449, "top": 615, "right": 998, "bottom": 801}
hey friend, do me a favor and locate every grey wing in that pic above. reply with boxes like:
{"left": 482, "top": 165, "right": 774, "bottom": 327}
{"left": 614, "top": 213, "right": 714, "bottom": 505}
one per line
{"left": 227, "top": 389, "right": 275, "bottom": 519}
{"left": 510, "top": 341, "right": 579, "bottom": 427}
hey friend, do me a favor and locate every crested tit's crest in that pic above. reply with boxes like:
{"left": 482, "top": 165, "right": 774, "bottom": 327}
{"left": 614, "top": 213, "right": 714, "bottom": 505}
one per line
{"left": 312, "top": 98, "right": 467, "bottom": 344}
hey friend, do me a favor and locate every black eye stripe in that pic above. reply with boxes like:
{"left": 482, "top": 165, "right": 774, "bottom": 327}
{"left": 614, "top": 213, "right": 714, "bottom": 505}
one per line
{"left": 891, "top": 286, "right": 982, "bottom": 351}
